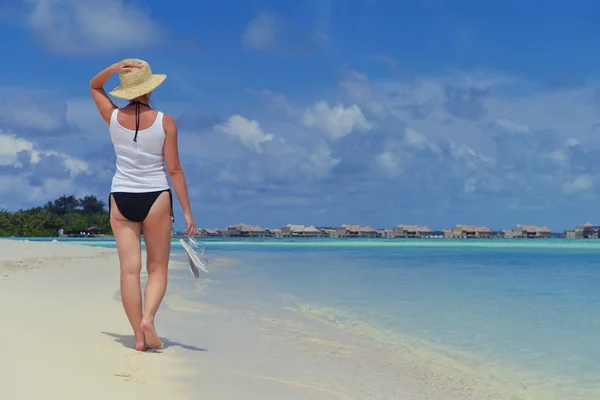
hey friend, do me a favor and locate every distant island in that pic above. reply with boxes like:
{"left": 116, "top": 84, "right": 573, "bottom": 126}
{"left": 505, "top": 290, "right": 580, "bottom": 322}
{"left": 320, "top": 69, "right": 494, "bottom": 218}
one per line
{"left": 1, "top": 194, "right": 598, "bottom": 240}
{"left": 196, "top": 223, "right": 597, "bottom": 239}
{"left": 0, "top": 195, "right": 110, "bottom": 237}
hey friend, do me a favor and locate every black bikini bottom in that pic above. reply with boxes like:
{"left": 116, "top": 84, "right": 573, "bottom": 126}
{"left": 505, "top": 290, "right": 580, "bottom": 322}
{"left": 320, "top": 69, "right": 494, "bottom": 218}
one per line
{"left": 108, "top": 189, "right": 174, "bottom": 223}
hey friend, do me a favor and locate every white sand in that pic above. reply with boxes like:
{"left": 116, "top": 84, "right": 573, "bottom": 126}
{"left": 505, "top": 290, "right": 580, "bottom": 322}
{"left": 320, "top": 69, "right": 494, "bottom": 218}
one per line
{"left": 0, "top": 240, "right": 190, "bottom": 400}
{"left": 0, "top": 239, "right": 520, "bottom": 400}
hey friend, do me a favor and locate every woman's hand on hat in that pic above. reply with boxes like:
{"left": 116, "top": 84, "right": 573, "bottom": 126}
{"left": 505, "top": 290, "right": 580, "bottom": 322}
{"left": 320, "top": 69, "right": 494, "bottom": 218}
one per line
{"left": 117, "top": 59, "right": 144, "bottom": 73}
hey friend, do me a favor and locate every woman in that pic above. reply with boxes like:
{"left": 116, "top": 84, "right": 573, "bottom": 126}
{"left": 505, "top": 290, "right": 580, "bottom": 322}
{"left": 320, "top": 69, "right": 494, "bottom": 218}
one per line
{"left": 90, "top": 59, "right": 196, "bottom": 351}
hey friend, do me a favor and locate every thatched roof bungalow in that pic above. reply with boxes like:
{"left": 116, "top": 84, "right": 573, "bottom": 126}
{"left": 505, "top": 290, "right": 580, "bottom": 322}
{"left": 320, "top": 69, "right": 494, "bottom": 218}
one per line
{"left": 226, "top": 223, "right": 265, "bottom": 237}
{"left": 444, "top": 224, "right": 491, "bottom": 238}
{"left": 281, "top": 224, "right": 326, "bottom": 237}
{"left": 503, "top": 225, "right": 552, "bottom": 238}
{"left": 197, "top": 228, "right": 221, "bottom": 237}
{"left": 392, "top": 224, "right": 432, "bottom": 238}
{"left": 338, "top": 224, "right": 382, "bottom": 237}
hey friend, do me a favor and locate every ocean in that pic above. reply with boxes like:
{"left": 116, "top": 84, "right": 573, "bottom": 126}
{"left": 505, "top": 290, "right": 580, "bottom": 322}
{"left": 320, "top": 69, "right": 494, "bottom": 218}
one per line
{"left": 19, "top": 237, "right": 600, "bottom": 399}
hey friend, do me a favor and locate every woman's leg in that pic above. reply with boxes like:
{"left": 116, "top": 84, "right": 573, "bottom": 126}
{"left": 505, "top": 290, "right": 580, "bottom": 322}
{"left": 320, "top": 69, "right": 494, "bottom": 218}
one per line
{"left": 110, "top": 196, "right": 145, "bottom": 351}
{"left": 140, "top": 191, "right": 172, "bottom": 349}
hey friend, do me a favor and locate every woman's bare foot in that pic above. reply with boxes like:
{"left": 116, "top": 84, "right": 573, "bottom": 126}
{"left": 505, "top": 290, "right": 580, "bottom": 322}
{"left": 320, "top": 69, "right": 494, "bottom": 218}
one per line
{"left": 140, "top": 318, "right": 163, "bottom": 349}
{"left": 134, "top": 332, "right": 147, "bottom": 351}
{"left": 135, "top": 341, "right": 147, "bottom": 351}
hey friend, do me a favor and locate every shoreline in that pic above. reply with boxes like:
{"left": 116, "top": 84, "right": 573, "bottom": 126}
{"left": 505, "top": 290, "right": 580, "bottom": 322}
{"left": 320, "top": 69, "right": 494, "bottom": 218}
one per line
{"left": 10, "top": 236, "right": 600, "bottom": 250}
{"left": 160, "top": 277, "right": 542, "bottom": 400}
{"left": 1, "top": 235, "right": 592, "bottom": 240}
{"left": 0, "top": 238, "right": 477, "bottom": 400}
{"left": 290, "top": 304, "right": 593, "bottom": 400}
{"left": 1, "top": 238, "right": 594, "bottom": 399}
{"left": 157, "top": 286, "right": 484, "bottom": 400}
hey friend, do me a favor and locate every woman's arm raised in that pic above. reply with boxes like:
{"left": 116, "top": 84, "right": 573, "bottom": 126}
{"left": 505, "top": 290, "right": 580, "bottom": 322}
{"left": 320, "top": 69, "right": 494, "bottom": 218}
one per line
{"left": 89, "top": 59, "right": 143, "bottom": 124}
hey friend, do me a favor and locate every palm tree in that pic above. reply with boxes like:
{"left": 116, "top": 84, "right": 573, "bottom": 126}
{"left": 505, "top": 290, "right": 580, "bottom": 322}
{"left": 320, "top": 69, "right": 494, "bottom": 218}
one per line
{"left": 0, "top": 194, "right": 112, "bottom": 237}
{"left": 43, "top": 194, "right": 80, "bottom": 216}
{"left": 79, "top": 195, "right": 106, "bottom": 214}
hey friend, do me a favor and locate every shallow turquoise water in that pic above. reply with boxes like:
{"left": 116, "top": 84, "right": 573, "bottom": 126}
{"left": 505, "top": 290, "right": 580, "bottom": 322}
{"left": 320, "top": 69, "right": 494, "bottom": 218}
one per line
{"left": 17, "top": 237, "right": 600, "bottom": 398}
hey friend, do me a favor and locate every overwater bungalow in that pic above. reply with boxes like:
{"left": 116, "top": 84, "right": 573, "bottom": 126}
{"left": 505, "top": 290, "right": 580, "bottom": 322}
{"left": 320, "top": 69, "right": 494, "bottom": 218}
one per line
{"left": 336, "top": 224, "right": 382, "bottom": 238}
{"left": 381, "top": 229, "right": 394, "bottom": 238}
{"left": 502, "top": 225, "right": 552, "bottom": 239}
{"left": 443, "top": 224, "right": 491, "bottom": 238}
{"left": 281, "top": 224, "right": 327, "bottom": 237}
{"left": 226, "top": 223, "right": 265, "bottom": 237}
{"left": 565, "top": 222, "right": 600, "bottom": 239}
{"left": 392, "top": 224, "right": 432, "bottom": 238}
{"left": 197, "top": 228, "right": 221, "bottom": 237}
{"left": 338, "top": 224, "right": 360, "bottom": 237}
{"left": 359, "top": 226, "right": 382, "bottom": 237}
{"left": 322, "top": 228, "right": 340, "bottom": 237}
{"left": 265, "top": 228, "right": 283, "bottom": 237}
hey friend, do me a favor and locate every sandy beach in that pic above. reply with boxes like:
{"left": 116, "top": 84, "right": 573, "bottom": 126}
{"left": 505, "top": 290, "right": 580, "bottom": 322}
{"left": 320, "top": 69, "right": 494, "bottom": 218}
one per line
{"left": 0, "top": 239, "right": 527, "bottom": 400}
{"left": 0, "top": 240, "right": 190, "bottom": 400}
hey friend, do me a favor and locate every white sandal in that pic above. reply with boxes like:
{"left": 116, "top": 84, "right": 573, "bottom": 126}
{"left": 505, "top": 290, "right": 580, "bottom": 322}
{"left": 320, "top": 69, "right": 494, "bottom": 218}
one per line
{"left": 179, "top": 237, "right": 209, "bottom": 278}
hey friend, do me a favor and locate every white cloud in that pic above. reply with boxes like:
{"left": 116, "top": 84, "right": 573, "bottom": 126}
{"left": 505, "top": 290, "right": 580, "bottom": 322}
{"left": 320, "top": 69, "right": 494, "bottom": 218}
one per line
{"left": 216, "top": 168, "right": 238, "bottom": 183}
{"left": 463, "top": 178, "right": 476, "bottom": 193}
{"left": 0, "top": 130, "right": 88, "bottom": 176}
{"left": 338, "top": 69, "right": 383, "bottom": 115}
{"left": 549, "top": 150, "right": 568, "bottom": 166}
{"left": 375, "top": 151, "right": 401, "bottom": 176}
{"left": 306, "top": 143, "right": 340, "bottom": 178}
{"left": 563, "top": 175, "right": 594, "bottom": 194}
{"left": 214, "top": 115, "right": 274, "bottom": 153}
{"left": 0, "top": 175, "right": 80, "bottom": 203}
{"left": 339, "top": 70, "right": 372, "bottom": 101}
{"left": 447, "top": 141, "right": 494, "bottom": 165}
{"left": 241, "top": 13, "right": 277, "bottom": 51}
{"left": 404, "top": 127, "right": 440, "bottom": 153}
{"left": 0, "top": 132, "right": 34, "bottom": 166}
{"left": 8, "top": 64, "right": 600, "bottom": 226}
{"left": 0, "top": 130, "right": 93, "bottom": 209}
{"left": 1, "top": 104, "right": 62, "bottom": 132}
{"left": 492, "top": 118, "right": 532, "bottom": 134}
{"left": 210, "top": 69, "right": 600, "bottom": 222}
{"left": 240, "top": 12, "right": 317, "bottom": 56}
{"left": 65, "top": 97, "right": 106, "bottom": 133}
{"left": 61, "top": 157, "right": 89, "bottom": 176}
{"left": 0, "top": 92, "right": 72, "bottom": 134}
{"left": 301, "top": 101, "right": 372, "bottom": 141}
{"left": 565, "top": 138, "right": 579, "bottom": 147}
{"left": 23, "top": 0, "right": 164, "bottom": 55}
{"left": 251, "top": 89, "right": 301, "bottom": 118}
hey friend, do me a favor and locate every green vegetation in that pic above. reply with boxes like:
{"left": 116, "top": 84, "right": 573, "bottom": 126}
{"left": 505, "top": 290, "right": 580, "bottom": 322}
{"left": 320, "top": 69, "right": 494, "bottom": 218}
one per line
{"left": 0, "top": 195, "right": 111, "bottom": 237}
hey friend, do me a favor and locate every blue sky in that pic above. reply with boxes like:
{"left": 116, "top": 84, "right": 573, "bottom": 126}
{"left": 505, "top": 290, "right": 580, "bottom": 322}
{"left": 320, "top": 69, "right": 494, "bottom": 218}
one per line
{"left": 2, "top": 0, "right": 600, "bottom": 231}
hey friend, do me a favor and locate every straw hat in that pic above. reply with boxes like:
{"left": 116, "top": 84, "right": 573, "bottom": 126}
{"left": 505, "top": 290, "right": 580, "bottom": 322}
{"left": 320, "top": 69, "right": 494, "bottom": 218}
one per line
{"left": 109, "top": 60, "right": 167, "bottom": 100}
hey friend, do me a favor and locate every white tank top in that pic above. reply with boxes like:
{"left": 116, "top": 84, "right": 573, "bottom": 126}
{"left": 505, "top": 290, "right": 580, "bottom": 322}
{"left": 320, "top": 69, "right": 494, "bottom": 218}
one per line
{"left": 108, "top": 108, "right": 170, "bottom": 193}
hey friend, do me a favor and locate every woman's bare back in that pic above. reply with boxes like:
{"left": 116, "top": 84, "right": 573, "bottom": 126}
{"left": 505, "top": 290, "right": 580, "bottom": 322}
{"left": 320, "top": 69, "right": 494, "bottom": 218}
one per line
{"left": 116, "top": 105, "right": 159, "bottom": 131}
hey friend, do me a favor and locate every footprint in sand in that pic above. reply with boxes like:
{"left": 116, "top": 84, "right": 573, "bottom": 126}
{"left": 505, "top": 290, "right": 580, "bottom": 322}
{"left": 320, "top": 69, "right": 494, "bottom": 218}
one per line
{"left": 114, "top": 372, "right": 145, "bottom": 385}
{"left": 114, "top": 372, "right": 133, "bottom": 382}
